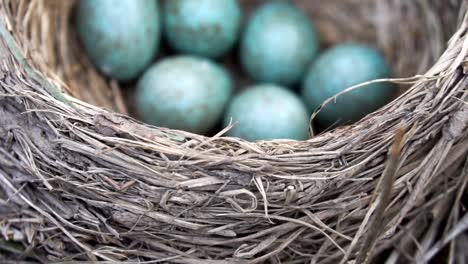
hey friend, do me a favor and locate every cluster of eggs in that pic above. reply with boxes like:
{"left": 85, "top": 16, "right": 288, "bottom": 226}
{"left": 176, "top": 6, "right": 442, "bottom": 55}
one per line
{"left": 76, "top": 0, "right": 395, "bottom": 141}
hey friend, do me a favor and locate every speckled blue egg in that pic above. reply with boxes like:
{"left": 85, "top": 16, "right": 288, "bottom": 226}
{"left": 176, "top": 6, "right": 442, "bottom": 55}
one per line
{"left": 301, "top": 43, "right": 395, "bottom": 128}
{"left": 163, "top": 0, "right": 241, "bottom": 58}
{"left": 223, "top": 84, "right": 309, "bottom": 141}
{"left": 135, "top": 56, "right": 232, "bottom": 134}
{"left": 75, "top": 0, "right": 160, "bottom": 81}
{"left": 240, "top": 1, "right": 318, "bottom": 87}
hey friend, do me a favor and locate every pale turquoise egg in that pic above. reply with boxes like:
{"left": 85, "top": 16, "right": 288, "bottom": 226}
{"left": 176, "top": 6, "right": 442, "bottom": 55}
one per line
{"left": 163, "top": 0, "right": 241, "bottom": 58}
{"left": 75, "top": 0, "right": 160, "bottom": 81}
{"left": 301, "top": 43, "right": 395, "bottom": 128}
{"left": 136, "top": 56, "right": 233, "bottom": 134}
{"left": 240, "top": 1, "right": 319, "bottom": 87}
{"left": 224, "top": 84, "right": 310, "bottom": 141}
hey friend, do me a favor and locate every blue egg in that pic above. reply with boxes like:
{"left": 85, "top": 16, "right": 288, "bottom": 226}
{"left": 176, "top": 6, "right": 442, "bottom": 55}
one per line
{"left": 75, "top": 0, "right": 160, "bottom": 81}
{"left": 240, "top": 1, "right": 319, "bottom": 87}
{"left": 301, "top": 43, "right": 395, "bottom": 128}
{"left": 163, "top": 0, "right": 241, "bottom": 58}
{"left": 136, "top": 56, "right": 232, "bottom": 134}
{"left": 224, "top": 84, "right": 309, "bottom": 141}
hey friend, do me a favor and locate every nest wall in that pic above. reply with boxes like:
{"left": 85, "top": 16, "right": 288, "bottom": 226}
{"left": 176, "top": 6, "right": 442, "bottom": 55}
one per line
{"left": 0, "top": 0, "right": 467, "bottom": 263}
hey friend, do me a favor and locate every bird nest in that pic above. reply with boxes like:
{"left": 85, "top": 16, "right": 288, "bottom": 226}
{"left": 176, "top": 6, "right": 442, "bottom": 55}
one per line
{"left": 0, "top": 0, "right": 467, "bottom": 263}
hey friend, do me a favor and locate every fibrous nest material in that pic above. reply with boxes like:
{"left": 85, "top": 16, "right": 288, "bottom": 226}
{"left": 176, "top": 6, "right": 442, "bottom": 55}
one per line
{"left": 0, "top": 0, "right": 467, "bottom": 263}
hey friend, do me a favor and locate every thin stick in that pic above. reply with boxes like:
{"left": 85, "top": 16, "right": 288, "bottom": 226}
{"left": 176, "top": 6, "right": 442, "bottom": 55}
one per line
{"left": 417, "top": 212, "right": 468, "bottom": 263}
{"left": 356, "top": 126, "right": 406, "bottom": 264}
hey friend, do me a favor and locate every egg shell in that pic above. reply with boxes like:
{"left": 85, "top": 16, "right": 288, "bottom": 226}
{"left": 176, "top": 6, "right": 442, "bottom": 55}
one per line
{"left": 136, "top": 56, "right": 233, "bottom": 134}
{"left": 301, "top": 43, "right": 395, "bottom": 128}
{"left": 240, "top": 1, "right": 319, "bottom": 87}
{"left": 76, "top": 0, "right": 160, "bottom": 81}
{"left": 224, "top": 84, "right": 310, "bottom": 141}
{"left": 163, "top": 0, "right": 241, "bottom": 58}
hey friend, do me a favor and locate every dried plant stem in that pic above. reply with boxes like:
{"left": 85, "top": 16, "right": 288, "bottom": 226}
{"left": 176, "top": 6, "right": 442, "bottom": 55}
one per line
{"left": 356, "top": 127, "right": 405, "bottom": 264}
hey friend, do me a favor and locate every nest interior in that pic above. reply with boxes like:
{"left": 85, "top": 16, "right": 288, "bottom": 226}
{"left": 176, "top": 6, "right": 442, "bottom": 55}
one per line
{"left": 0, "top": 0, "right": 467, "bottom": 263}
